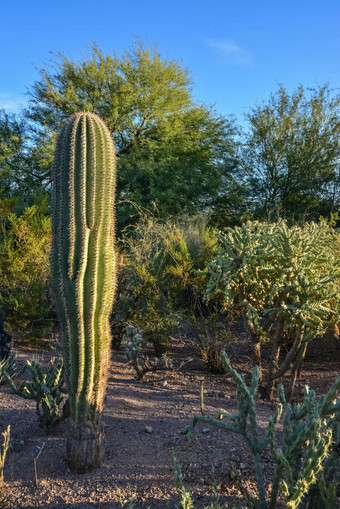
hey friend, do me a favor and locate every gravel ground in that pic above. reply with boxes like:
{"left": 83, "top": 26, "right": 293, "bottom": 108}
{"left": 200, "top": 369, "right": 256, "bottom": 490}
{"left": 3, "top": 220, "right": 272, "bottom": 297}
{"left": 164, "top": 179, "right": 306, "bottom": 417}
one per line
{"left": 0, "top": 338, "right": 339, "bottom": 508}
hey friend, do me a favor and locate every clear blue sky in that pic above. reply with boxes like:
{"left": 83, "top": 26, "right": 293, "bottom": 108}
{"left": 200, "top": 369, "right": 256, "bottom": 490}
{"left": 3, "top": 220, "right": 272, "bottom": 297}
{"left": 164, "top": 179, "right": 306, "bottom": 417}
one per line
{"left": 1, "top": 0, "right": 339, "bottom": 123}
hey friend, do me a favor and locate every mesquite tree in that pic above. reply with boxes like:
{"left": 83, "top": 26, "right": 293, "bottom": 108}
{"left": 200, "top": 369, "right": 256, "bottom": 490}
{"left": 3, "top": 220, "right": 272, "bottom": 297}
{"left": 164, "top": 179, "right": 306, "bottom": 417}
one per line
{"left": 51, "top": 112, "right": 116, "bottom": 472}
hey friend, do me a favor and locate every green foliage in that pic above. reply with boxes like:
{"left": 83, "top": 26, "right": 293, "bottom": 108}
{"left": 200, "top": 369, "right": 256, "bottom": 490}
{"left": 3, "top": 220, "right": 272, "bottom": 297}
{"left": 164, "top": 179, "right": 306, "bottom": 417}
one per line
{"left": 3, "top": 47, "right": 340, "bottom": 227}
{"left": 0, "top": 109, "right": 51, "bottom": 205}
{"left": 26, "top": 40, "right": 239, "bottom": 231}
{"left": 114, "top": 213, "right": 218, "bottom": 354}
{"left": 0, "top": 201, "right": 52, "bottom": 333}
{"left": 115, "top": 489, "right": 137, "bottom": 508}
{"left": 172, "top": 454, "right": 194, "bottom": 509}
{"left": 172, "top": 455, "right": 230, "bottom": 508}
{"left": 182, "top": 352, "right": 340, "bottom": 509}
{"left": 0, "top": 110, "right": 26, "bottom": 198}
{"left": 205, "top": 220, "right": 340, "bottom": 395}
{"left": 116, "top": 215, "right": 180, "bottom": 354}
{"left": 242, "top": 84, "right": 340, "bottom": 218}
{"left": 113, "top": 217, "right": 178, "bottom": 354}
{"left": 5, "top": 359, "right": 65, "bottom": 431}
{"left": 319, "top": 212, "right": 339, "bottom": 227}
{"left": 51, "top": 112, "right": 116, "bottom": 426}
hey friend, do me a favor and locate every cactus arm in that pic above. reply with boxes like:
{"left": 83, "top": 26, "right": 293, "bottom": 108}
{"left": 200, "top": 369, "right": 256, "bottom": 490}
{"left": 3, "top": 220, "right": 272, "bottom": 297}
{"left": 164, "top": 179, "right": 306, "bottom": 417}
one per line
{"left": 192, "top": 414, "right": 242, "bottom": 434}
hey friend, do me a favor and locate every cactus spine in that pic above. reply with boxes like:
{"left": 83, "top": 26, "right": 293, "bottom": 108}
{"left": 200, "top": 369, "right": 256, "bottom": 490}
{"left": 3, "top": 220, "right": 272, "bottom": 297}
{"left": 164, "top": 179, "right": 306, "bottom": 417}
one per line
{"left": 51, "top": 112, "right": 116, "bottom": 472}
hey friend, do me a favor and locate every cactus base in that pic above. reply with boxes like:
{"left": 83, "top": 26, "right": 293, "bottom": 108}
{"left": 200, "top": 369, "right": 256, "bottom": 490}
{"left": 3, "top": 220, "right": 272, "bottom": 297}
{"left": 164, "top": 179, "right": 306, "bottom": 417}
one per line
{"left": 66, "top": 418, "right": 104, "bottom": 473}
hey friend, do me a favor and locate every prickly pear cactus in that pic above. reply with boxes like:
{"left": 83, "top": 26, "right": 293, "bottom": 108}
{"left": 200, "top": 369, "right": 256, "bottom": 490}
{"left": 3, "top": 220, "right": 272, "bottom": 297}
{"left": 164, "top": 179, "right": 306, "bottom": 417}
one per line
{"left": 51, "top": 112, "right": 116, "bottom": 472}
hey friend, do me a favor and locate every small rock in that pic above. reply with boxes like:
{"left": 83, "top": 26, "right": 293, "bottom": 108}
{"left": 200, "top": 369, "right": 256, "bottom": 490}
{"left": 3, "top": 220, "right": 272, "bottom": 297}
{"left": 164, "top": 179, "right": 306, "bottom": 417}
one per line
{"left": 145, "top": 426, "right": 153, "bottom": 434}
{"left": 240, "top": 462, "right": 246, "bottom": 469}
{"left": 202, "top": 428, "right": 210, "bottom": 434}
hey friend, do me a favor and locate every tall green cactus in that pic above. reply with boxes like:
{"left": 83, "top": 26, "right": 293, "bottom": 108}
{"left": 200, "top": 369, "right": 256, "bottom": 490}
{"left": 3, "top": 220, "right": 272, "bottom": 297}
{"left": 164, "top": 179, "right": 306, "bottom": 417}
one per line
{"left": 51, "top": 112, "right": 116, "bottom": 472}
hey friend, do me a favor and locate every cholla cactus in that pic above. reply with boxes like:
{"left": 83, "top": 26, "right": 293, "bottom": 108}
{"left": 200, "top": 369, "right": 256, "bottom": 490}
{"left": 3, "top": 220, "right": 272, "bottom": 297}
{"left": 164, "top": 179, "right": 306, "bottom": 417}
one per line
{"left": 123, "top": 325, "right": 158, "bottom": 381}
{"left": 5, "top": 359, "right": 65, "bottom": 430}
{"left": 51, "top": 112, "right": 116, "bottom": 471}
{"left": 182, "top": 352, "right": 340, "bottom": 509}
{"left": 268, "top": 382, "right": 339, "bottom": 508}
{"left": 205, "top": 221, "right": 340, "bottom": 397}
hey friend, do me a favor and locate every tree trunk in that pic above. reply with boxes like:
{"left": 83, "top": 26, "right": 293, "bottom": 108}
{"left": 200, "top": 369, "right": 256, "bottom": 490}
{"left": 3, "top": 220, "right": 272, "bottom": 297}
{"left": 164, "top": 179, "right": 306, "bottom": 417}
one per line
{"left": 244, "top": 314, "right": 263, "bottom": 383}
{"left": 264, "top": 316, "right": 285, "bottom": 400}
{"left": 264, "top": 342, "right": 282, "bottom": 400}
{"left": 66, "top": 414, "right": 104, "bottom": 473}
{"left": 253, "top": 339, "right": 262, "bottom": 383}
{"left": 286, "top": 342, "right": 308, "bottom": 402}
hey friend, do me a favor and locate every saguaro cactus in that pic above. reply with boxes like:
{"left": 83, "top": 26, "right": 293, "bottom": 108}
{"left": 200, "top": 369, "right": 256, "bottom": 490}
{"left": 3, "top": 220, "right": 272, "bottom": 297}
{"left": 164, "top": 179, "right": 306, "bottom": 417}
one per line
{"left": 51, "top": 112, "right": 116, "bottom": 472}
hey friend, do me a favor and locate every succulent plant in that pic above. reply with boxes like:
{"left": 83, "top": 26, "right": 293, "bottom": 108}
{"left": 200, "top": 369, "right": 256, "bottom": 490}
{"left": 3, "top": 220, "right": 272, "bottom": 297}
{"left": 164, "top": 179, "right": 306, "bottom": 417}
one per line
{"left": 51, "top": 112, "right": 116, "bottom": 472}
{"left": 5, "top": 359, "right": 65, "bottom": 430}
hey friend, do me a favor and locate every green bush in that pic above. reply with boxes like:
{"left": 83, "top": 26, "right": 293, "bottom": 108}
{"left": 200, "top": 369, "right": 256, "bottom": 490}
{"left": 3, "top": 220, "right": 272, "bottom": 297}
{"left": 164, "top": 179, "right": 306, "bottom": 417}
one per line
{"left": 205, "top": 220, "right": 340, "bottom": 398}
{"left": 0, "top": 202, "right": 53, "bottom": 333}
{"left": 113, "top": 213, "right": 218, "bottom": 354}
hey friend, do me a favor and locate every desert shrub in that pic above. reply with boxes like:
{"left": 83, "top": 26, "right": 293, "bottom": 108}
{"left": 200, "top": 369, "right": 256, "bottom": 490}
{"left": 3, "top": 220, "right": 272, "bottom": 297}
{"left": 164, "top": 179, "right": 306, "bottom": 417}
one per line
{"left": 163, "top": 215, "right": 218, "bottom": 313}
{"left": 192, "top": 316, "right": 235, "bottom": 373}
{"left": 205, "top": 220, "right": 340, "bottom": 398}
{"left": 113, "top": 213, "right": 218, "bottom": 354}
{"left": 114, "top": 216, "right": 180, "bottom": 354}
{"left": 0, "top": 201, "right": 53, "bottom": 333}
{"left": 182, "top": 352, "right": 340, "bottom": 509}
{"left": 5, "top": 358, "right": 66, "bottom": 431}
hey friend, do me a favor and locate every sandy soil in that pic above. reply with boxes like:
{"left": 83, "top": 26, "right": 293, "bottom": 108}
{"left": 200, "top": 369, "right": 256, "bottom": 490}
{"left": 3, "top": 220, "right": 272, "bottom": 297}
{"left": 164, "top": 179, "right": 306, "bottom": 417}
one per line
{"left": 0, "top": 338, "right": 339, "bottom": 508}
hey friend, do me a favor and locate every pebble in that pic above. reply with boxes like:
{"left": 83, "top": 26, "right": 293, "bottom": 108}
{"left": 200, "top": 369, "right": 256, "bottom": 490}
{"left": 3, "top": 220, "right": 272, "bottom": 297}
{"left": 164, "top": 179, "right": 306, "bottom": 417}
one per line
{"left": 145, "top": 426, "right": 153, "bottom": 434}
{"left": 202, "top": 428, "right": 210, "bottom": 434}
{"left": 218, "top": 392, "right": 230, "bottom": 399}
